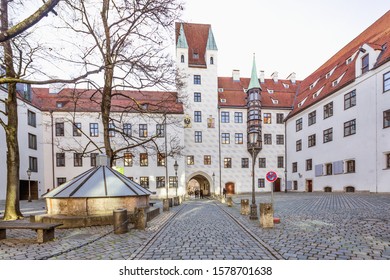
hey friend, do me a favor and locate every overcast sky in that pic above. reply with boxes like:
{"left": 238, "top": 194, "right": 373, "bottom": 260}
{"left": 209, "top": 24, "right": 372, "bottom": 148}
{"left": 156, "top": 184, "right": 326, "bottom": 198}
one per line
{"left": 180, "top": 0, "right": 390, "bottom": 80}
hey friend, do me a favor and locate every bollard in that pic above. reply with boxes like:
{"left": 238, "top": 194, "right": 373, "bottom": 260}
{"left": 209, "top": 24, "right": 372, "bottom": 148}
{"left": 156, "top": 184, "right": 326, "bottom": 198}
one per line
{"left": 174, "top": 196, "right": 179, "bottom": 206}
{"left": 169, "top": 198, "right": 173, "bottom": 207}
{"left": 163, "top": 198, "right": 170, "bottom": 212}
{"left": 135, "top": 208, "right": 147, "bottom": 230}
{"left": 259, "top": 203, "right": 274, "bottom": 228}
{"left": 113, "top": 208, "right": 128, "bottom": 234}
{"left": 226, "top": 196, "right": 233, "bottom": 207}
{"left": 240, "top": 199, "right": 250, "bottom": 215}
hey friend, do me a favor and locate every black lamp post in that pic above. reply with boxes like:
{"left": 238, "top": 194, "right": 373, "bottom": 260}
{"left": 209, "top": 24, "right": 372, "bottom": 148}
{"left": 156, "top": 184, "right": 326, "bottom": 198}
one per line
{"left": 212, "top": 172, "right": 215, "bottom": 197}
{"left": 174, "top": 160, "right": 179, "bottom": 196}
{"left": 27, "top": 168, "right": 32, "bottom": 202}
{"left": 248, "top": 129, "right": 261, "bottom": 220}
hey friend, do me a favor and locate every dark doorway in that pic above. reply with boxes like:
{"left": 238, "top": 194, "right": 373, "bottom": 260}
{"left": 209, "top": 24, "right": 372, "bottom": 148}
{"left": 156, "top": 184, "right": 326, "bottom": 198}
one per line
{"left": 19, "top": 180, "right": 39, "bottom": 200}
{"left": 225, "top": 182, "right": 235, "bottom": 195}
{"left": 306, "top": 180, "right": 313, "bottom": 192}
{"left": 273, "top": 178, "right": 281, "bottom": 192}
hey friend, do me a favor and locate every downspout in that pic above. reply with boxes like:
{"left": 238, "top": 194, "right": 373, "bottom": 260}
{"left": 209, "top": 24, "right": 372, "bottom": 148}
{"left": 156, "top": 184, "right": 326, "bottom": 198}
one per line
{"left": 50, "top": 110, "right": 55, "bottom": 188}
{"left": 284, "top": 118, "right": 288, "bottom": 192}
{"left": 164, "top": 114, "right": 169, "bottom": 199}
{"left": 218, "top": 106, "right": 222, "bottom": 196}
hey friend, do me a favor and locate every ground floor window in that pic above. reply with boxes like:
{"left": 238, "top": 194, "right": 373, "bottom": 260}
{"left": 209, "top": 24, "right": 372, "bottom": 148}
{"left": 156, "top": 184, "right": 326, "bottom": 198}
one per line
{"left": 293, "top": 181, "right": 298, "bottom": 190}
{"left": 258, "top": 178, "right": 265, "bottom": 188}
{"left": 325, "top": 163, "right": 332, "bottom": 175}
{"left": 57, "top": 177, "right": 66, "bottom": 187}
{"left": 156, "top": 176, "right": 165, "bottom": 188}
{"left": 386, "top": 153, "right": 390, "bottom": 169}
{"left": 346, "top": 160, "right": 355, "bottom": 173}
{"left": 140, "top": 177, "right": 149, "bottom": 188}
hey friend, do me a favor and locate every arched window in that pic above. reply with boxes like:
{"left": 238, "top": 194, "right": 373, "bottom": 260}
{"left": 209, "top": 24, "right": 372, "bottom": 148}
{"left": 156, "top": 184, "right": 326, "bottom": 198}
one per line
{"left": 210, "top": 56, "right": 214, "bottom": 65}
{"left": 181, "top": 55, "right": 185, "bottom": 63}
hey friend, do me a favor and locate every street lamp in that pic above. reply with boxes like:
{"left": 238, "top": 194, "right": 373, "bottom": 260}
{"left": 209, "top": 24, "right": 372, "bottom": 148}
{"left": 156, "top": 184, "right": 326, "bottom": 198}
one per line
{"left": 248, "top": 129, "right": 261, "bottom": 220}
{"left": 212, "top": 172, "right": 215, "bottom": 197}
{"left": 173, "top": 160, "right": 179, "bottom": 196}
{"left": 26, "top": 168, "right": 32, "bottom": 202}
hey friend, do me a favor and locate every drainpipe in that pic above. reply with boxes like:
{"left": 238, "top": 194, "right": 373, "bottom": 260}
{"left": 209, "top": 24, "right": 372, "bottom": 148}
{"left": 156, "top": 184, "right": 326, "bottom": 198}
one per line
{"left": 164, "top": 114, "right": 169, "bottom": 199}
{"left": 50, "top": 110, "right": 55, "bottom": 188}
{"left": 218, "top": 107, "right": 222, "bottom": 196}
{"left": 284, "top": 118, "right": 288, "bottom": 192}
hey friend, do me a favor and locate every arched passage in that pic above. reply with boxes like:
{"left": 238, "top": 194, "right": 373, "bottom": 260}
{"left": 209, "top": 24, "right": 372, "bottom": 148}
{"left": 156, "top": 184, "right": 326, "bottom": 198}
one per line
{"left": 187, "top": 172, "right": 213, "bottom": 197}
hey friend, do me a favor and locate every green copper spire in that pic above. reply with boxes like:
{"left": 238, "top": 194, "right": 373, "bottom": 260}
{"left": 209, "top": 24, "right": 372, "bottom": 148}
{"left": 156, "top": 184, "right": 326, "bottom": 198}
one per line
{"left": 248, "top": 54, "right": 262, "bottom": 90}
{"left": 177, "top": 23, "right": 188, "bottom": 48}
{"left": 206, "top": 27, "right": 218, "bottom": 50}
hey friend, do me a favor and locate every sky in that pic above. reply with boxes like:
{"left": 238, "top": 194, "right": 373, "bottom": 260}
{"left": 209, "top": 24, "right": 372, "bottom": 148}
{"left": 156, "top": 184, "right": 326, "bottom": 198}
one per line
{"left": 180, "top": 0, "right": 390, "bottom": 80}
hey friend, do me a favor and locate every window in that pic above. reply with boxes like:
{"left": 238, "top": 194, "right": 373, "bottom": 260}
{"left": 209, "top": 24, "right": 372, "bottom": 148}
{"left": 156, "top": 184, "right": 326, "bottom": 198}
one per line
{"left": 241, "top": 158, "right": 249, "bottom": 168}
{"left": 384, "top": 71, "right": 390, "bottom": 92}
{"left": 221, "top": 133, "right": 230, "bottom": 144}
{"left": 27, "top": 110, "right": 36, "bottom": 127}
{"left": 123, "top": 123, "right": 132, "bottom": 137}
{"left": 56, "top": 153, "right": 65, "bottom": 167}
{"left": 194, "top": 92, "right": 201, "bottom": 102}
{"left": 306, "top": 159, "right": 312, "bottom": 171}
{"left": 55, "top": 122, "right": 64, "bottom": 136}
{"left": 210, "top": 56, "right": 214, "bottom": 65}
{"left": 194, "top": 131, "right": 202, "bottom": 143}
{"left": 140, "top": 177, "right": 149, "bottom": 189}
{"left": 263, "top": 113, "right": 271, "bottom": 124}
{"left": 73, "top": 123, "right": 82, "bottom": 137}
{"left": 323, "top": 128, "right": 333, "bottom": 143}
{"left": 292, "top": 162, "right": 297, "bottom": 173}
{"left": 156, "top": 176, "right": 165, "bottom": 188}
{"left": 346, "top": 160, "right": 355, "bottom": 173}
{"left": 344, "top": 119, "right": 356, "bottom": 136}
{"left": 74, "top": 153, "right": 83, "bottom": 167}
{"left": 308, "top": 111, "right": 316, "bottom": 126}
{"left": 187, "top": 156, "right": 194, "bottom": 165}
{"left": 277, "top": 156, "right": 284, "bottom": 168}
{"left": 157, "top": 153, "right": 166, "bottom": 166}
{"left": 259, "top": 158, "right": 266, "bottom": 168}
{"left": 234, "top": 112, "right": 243, "bottom": 123}
{"left": 324, "top": 102, "right": 333, "bottom": 119}
{"left": 276, "top": 134, "right": 284, "bottom": 145}
{"left": 221, "top": 112, "right": 230, "bottom": 123}
{"left": 264, "top": 134, "right": 272, "bottom": 145}
{"left": 386, "top": 154, "right": 390, "bottom": 169}
{"left": 28, "top": 133, "right": 37, "bottom": 150}
{"left": 156, "top": 124, "right": 164, "bottom": 137}
{"left": 140, "top": 153, "right": 148, "bottom": 166}
{"left": 57, "top": 177, "right": 66, "bottom": 187}
{"left": 248, "top": 109, "right": 260, "bottom": 121}
{"left": 180, "top": 55, "right": 184, "bottom": 63}
{"left": 194, "top": 111, "right": 202, "bottom": 122}
{"left": 384, "top": 110, "right": 390, "bottom": 128}
{"left": 258, "top": 179, "right": 265, "bottom": 188}
{"left": 224, "top": 158, "right": 232, "bottom": 168}
{"left": 109, "top": 123, "right": 115, "bottom": 137}
{"left": 293, "top": 181, "right": 298, "bottom": 190}
{"left": 296, "top": 139, "right": 302, "bottom": 151}
{"left": 344, "top": 90, "right": 356, "bottom": 110}
{"left": 169, "top": 176, "right": 178, "bottom": 188}
{"left": 361, "top": 54, "right": 369, "bottom": 74}
{"left": 124, "top": 153, "right": 133, "bottom": 167}
{"left": 235, "top": 133, "right": 243, "bottom": 144}
{"left": 308, "top": 134, "right": 316, "bottom": 147}
{"left": 194, "top": 75, "right": 201, "bottom": 85}
{"left": 139, "top": 124, "right": 147, "bottom": 138}
{"left": 204, "top": 155, "right": 211, "bottom": 165}
{"left": 90, "top": 153, "right": 98, "bottom": 167}
{"left": 90, "top": 123, "right": 99, "bottom": 137}
{"left": 276, "top": 113, "right": 284, "bottom": 124}
{"left": 325, "top": 163, "right": 332, "bottom": 175}
{"left": 296, "top": 118, "right": 302, "bottom": 131}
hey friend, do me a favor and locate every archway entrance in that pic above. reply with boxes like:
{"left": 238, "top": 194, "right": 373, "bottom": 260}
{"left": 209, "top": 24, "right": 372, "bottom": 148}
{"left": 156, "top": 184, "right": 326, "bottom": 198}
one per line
{"left": 187, "top": 174, "right": 212, "bottom": 197}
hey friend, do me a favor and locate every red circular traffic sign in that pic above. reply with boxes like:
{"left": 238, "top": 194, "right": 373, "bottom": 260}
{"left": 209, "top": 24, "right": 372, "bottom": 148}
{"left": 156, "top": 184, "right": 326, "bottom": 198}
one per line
{"left": 266, "top": 171, "right": 278, "bottom": 183}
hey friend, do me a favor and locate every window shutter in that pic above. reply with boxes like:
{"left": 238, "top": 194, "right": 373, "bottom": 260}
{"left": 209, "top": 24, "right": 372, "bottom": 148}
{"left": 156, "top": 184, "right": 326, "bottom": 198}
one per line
{"left": 333, "top": 160, "right": 344, "bottom": 174}
{"left": 287, "top": 181, "right": 292, "bottom": 190}
{"left": 315, "top": 164, "right": 323, "bottom": 177}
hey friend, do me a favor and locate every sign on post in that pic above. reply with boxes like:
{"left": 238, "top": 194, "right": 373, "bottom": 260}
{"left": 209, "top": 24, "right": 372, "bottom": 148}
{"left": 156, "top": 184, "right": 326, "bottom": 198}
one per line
{"left": 266, "top": 171, "right": 278, "bottom": 183}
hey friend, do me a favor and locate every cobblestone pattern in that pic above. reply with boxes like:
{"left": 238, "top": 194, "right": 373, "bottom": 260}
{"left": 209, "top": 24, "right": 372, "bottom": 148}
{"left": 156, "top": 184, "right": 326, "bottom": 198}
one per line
{"left": 225, "top": 193, "right": 390, "bottom": 260}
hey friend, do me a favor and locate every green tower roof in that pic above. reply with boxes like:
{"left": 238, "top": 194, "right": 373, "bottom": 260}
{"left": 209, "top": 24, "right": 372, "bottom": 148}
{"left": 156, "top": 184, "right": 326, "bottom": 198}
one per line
{"left": 177, "top": 23, "right": 188, "bottom": 48}
{"left": 248, "top": 54, "right": 262, "bottom": 90}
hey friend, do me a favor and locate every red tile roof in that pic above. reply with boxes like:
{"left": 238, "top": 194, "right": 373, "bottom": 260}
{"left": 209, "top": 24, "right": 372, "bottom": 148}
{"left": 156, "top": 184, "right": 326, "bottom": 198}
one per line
{"left": 218, "top": 77, "right": 299, "bottom": 109}
{"left": 32, "top": 88, "right": 184, "bottom": 114}
{"left": 287, "top": 10, "right": 390, "bottom": 119}
{"left": 176, "top": 22, "right": 210, "bottom": 68}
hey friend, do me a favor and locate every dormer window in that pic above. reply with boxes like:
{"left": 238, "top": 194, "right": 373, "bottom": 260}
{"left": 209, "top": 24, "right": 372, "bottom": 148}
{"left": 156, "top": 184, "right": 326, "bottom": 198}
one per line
{"left": 271, "top": 98, "right": 279, "bottom": 104}
{"left": 181, "top": 55, "right": 185, "bottom": 63}
{"left": 56, "top": 101, "right": 64, "bottom": 108}
{"left": 267, "top": 89, "right": 274, "bottom": 94}
{"left": 332, "top": 80, "right": 338, "bottom": 87}
{"left": 282, "top": 83, "right": 289, "bottom": 89}
{"left": 361, "top": 54, "right": 369, "bottom": 74}
{"left": 193, "top": 50, "right": 199, "bottom": 59}
{"left": 346, "top": 57, "right": 353, "bottom": 65}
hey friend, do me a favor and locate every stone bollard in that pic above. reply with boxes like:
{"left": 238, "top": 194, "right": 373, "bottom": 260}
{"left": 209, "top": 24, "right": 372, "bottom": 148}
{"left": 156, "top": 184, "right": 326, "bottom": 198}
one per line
{"left": 179, "top": 195, "right": 183, "bottom": 204}
{"left": 113, "top": 208, "right": 128, "bottom": 234}
{"left": 134, "top": 208, "right": 147, "bottom": 230}
{"left": 163, "top": 198, "right": 170, "bottom": 212}
{"left": 174, "top": 196, "right": 179, "bottom": 206}
{"left": 260, "top": 203, "right": 274, "bottom": 228}
{"left": 169, "top": 198, "right": 173, "bottom": 207}
{"left": 240, "top": 199, "right": 250, "bottom": 215}
{"left": 226, "top": 196, "right": 233, "bottom": 207}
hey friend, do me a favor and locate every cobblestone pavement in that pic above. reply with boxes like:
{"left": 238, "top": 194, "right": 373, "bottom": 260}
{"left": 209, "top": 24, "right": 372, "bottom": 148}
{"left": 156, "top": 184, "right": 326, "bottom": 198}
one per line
{"left": 0, "top": 193, "right": 389, "bottom": 260}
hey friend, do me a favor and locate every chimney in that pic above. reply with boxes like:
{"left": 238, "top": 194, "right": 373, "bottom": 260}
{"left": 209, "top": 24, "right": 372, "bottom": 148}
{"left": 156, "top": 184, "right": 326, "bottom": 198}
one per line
{"left": 287, "top": 72, "right": 296, "bottom": 84}
{"left": 97, "top": 154, "right": 110, "bottom": 166}
{"left": 271, "top": 71, "right": 278, "bottom": 83}
{"left": 259, "top": 70, "right": 265, "bottom": 83}
{"left": 232, "top": 69, "right": 240, "bottom": 81}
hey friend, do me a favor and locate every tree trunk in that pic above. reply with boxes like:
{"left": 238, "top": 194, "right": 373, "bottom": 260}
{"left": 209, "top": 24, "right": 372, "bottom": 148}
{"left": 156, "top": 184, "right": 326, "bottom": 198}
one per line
{"left": 1, "top": 0, "right": 23, "bottom": 220}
